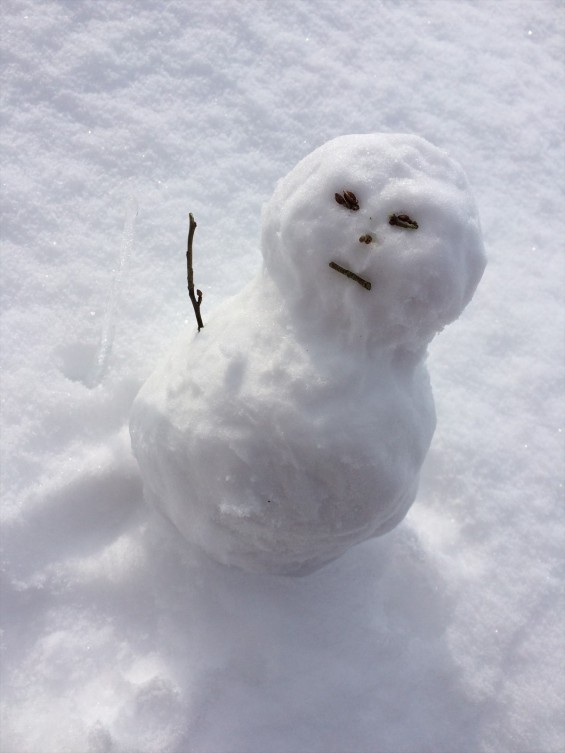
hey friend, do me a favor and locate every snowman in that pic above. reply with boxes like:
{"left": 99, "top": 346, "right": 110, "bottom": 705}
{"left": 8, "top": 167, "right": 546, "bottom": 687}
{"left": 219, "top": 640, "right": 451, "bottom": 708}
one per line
{"left": 130, "top": 133, "right": 486, "bottom": 575}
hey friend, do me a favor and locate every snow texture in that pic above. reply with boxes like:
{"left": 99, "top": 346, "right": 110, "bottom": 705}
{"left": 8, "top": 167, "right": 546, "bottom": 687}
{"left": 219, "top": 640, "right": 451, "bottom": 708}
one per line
{"left": 1, "top": 1, "right": 564, "bottom": 752}
{"left": 130, "top": 134, "right": 486, "bottom": 575}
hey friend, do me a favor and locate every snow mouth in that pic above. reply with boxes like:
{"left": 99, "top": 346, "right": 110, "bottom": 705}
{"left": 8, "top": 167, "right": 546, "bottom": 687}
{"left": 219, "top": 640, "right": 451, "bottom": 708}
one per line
{"left": 329, "top": 261, "right": 372, "bottom": 291}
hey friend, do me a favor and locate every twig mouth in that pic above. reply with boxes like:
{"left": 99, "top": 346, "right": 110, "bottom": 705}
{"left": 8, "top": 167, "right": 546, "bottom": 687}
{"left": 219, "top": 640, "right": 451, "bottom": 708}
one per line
{"left": 329, "top": 261, "right": 372, "bottom": 291}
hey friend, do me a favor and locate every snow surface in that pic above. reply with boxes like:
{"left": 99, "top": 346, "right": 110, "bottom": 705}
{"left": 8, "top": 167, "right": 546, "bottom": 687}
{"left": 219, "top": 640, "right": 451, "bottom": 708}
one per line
{"left": 1, "top": 1, "right": 564, "bottom": 751}
{"left": 130, "top": 133, "right": 485, "bottom": 575}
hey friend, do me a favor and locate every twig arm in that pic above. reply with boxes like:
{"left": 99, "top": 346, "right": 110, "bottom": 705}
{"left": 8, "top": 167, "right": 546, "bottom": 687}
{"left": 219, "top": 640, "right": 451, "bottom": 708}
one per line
{"left": 186, "top": 213, "right": 204, "bottom": 331}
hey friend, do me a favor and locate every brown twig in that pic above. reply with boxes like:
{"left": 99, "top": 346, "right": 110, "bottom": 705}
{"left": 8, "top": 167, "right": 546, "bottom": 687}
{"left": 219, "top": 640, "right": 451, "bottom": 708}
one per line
{"left": 329, "top": 261, "right": 372, "bottom": 291}
{"left": 334, "top": 190, "right": 360, "bottom": 211}
{"left": 389, "top": 213, "right": 418, "bottom": 229}
{"left": 186, "top": 213, "right": 204, "bottom": 331}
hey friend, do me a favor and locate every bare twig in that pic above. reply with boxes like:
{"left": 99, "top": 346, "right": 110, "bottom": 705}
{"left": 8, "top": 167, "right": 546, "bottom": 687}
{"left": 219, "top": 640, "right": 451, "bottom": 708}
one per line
{"left": 186, "top": 213, "right": 204, "bottom": 331}
{"left": 389, "top": 213, "right": 418, "bottom": 229}
{"left": 329, "top": 261, "right": 372, "bottom": 291}
{"left": 334, "top": 190, "right": 360, "bottom": 211}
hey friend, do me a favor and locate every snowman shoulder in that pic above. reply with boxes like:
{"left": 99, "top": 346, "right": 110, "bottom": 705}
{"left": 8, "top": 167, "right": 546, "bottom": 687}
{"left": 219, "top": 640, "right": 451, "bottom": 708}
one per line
{"left": 132, "top": 274, "right": 318, "bottom": 434}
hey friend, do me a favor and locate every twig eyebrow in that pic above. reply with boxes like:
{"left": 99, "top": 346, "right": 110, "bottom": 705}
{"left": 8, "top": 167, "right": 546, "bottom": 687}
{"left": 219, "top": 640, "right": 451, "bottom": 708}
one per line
{"left": 329, "top": 261, "right": 372, "bottom": 291}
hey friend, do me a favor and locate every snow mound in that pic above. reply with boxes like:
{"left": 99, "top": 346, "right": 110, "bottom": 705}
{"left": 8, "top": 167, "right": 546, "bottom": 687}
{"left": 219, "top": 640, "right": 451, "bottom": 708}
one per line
{"left": 130, "top": 133, "right": 485, "bottom": 575}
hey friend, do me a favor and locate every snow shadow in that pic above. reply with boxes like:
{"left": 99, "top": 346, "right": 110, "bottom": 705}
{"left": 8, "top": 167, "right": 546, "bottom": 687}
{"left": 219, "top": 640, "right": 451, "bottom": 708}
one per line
{"left": 3, "top": 467, "right": 142, "bottom": 581}
{"left": 143, "top": 516, "right": 480, "bottom": 753}
{"left": 2, "top": 459, "right": 480, "bottom": 752}
{"left": 56, "top": 341, "right": 101, "bottom": 386}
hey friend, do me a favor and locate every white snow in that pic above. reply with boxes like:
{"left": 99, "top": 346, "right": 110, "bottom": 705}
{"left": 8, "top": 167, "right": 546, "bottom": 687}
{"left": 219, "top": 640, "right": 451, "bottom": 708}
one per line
{"left": 130, "top": 133, "right": 485, "bottom": 575}
{"left": 262, "top": 134, "right": 485, "bottom": 350}
{"left": 1, "top": 1, "right": 564, "bottom": 752}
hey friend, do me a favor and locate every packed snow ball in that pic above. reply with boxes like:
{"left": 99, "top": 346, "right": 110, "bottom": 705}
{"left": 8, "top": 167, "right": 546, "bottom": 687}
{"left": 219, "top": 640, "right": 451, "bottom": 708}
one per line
{"left": 262, "top": 133, "right": 485, "bottom": 351}
{"left": 130, "top": 133, "right": 486, "bottom": 575}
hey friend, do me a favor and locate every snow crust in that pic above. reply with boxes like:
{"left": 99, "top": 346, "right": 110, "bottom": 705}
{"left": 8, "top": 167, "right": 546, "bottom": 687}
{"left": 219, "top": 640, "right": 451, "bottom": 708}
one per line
{"left": 130, "top": 134, "right": 485, "bottom": 574}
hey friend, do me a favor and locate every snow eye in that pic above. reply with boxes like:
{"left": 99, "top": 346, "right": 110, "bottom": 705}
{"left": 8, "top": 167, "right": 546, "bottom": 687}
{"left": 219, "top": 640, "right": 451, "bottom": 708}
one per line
{"left": 389, "top": 213, "right": 418, "bottom": 229}
{"left": 335, "top": 190, "right": 360, "bottom": 211}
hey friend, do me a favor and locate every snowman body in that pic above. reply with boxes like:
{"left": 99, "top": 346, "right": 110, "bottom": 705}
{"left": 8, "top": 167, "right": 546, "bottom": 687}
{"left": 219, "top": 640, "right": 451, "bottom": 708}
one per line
{"left": 130, "top": 133, "right": 486, "bottom": 575}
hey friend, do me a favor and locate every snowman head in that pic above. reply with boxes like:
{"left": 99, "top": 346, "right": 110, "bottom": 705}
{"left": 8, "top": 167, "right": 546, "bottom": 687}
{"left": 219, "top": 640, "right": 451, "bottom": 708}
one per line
{"left": 261, "top": 133, "right": 486, "bottom": 352}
